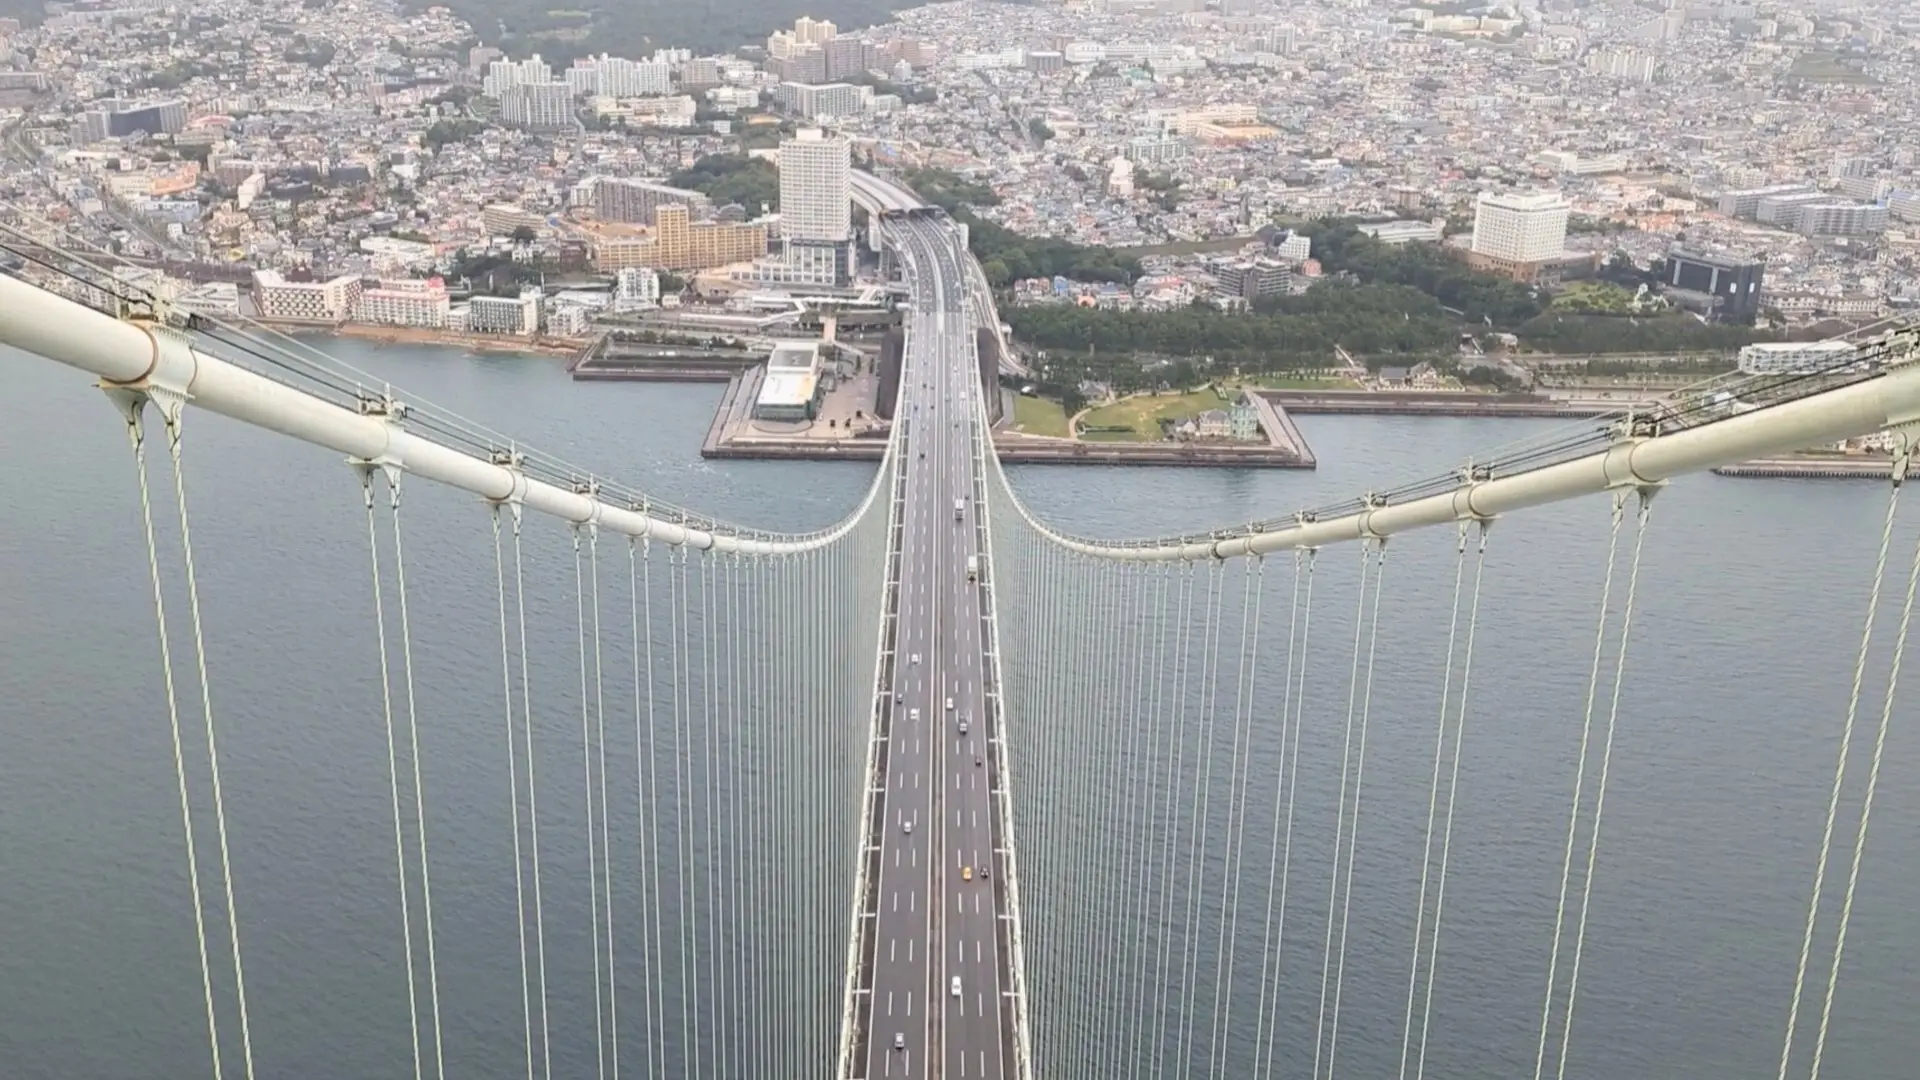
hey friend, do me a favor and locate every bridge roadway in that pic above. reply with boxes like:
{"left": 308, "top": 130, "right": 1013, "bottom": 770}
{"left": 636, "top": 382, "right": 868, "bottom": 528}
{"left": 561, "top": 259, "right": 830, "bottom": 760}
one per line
{"left": 861, "top": 213, "right": 1013, "bottom": 1080}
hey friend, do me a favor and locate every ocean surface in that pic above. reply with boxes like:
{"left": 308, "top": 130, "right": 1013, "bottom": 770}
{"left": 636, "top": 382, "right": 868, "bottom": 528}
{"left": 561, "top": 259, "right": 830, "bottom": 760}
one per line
{"left": 1, "top": 337, "right": 1916, "bottom": 1079}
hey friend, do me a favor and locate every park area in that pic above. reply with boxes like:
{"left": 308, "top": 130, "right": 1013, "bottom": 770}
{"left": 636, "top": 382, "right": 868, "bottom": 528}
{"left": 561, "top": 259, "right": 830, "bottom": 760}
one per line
{"left": 1008, "top": 377, "right": 1358, "bottom": 442}
{"left": 1010, "top": 394, "right": 1073, "bottom": 438}
{"left": 1076, "top": 388, "right": 1234, "bottom": 442}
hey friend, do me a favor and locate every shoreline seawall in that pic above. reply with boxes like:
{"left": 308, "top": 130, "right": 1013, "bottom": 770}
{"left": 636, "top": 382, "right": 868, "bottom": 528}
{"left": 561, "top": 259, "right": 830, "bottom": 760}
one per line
{"left": 277, "top": 320, "right": 581, "bottom": 357}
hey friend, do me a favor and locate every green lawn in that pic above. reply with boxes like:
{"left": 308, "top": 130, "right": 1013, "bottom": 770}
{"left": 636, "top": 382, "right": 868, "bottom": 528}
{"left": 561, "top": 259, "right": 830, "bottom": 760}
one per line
{"left": 1551, "top": 282, "right": 1637, "bottom": 315}
{"left": 1011, "top": 394, "right": 1072, "bottom": 438}
{"left": 1076, "top": 388, "right": 1232, "bottom": 442}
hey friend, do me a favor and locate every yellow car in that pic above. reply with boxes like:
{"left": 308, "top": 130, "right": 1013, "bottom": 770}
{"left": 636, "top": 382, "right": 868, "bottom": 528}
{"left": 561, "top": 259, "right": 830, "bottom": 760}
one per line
{"left": 962, "top": 866, "right": 973, "bottom": 881}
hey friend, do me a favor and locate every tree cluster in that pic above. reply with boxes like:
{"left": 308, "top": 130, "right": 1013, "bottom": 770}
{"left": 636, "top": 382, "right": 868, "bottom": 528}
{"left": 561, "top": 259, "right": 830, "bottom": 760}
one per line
{"left": 422, "top": 118, "right": 485, "bottom": 151}
{"left": 670, "top": 154, "right": 780, "bottom": 213}
{"left": 1514, "top": 313, "right": 1775, "bottom": 354}
{"left": 282, "top": 37, "right": 337, "bottom": 68}
{"left": 449, "top": 251, "right": 541, "bottom": 296}
{"left": 850, "top": 73, "right": 936, "bottom": 105}
{"left": 904, "top": 168, "right": 1141, "bottom": 286}
{"left": 1005, "top": 282, "right": 1455, "bottom": 370}
{"left": 972, "top": 220, "right": 1142, "bottom": 287}
{"left": 411, "top": 0, "right": 921, "bottom": 62}
{"left": 1299, "top": 222, "right": 1543, "bottom": 327}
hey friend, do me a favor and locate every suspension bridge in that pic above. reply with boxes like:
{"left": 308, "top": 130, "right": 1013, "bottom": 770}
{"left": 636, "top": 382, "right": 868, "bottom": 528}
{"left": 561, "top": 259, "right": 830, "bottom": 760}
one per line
{"left": 2, "top": 173, "right": 1919, "bottom": 1080}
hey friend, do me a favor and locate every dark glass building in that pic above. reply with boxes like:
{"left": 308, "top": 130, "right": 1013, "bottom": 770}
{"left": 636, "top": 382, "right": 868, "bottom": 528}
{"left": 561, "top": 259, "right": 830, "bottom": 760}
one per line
{"left": 1667, "top": 246, "right": 1765, "bottom": 323}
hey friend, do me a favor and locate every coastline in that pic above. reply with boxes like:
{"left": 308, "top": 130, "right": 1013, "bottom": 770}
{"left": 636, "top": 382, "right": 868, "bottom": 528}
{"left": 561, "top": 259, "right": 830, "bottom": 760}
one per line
{"left": 276, "top": 335, "right": 1900, "bottom": 481}
{"left": 268, "top": 318, "right": 584, "bottom": 357}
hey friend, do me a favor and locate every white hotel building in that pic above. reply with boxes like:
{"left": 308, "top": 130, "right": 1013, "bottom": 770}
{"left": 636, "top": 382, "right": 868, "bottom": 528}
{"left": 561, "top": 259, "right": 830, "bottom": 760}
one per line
{"left": 254, "top": 270, "right": 362, "bottom": 322}
{"left": 355, "top": 277, "right": 451, "bottom": 328}
{"left": 1467, "top": 190, "right": 1572, "bottom": 281}
{"left": 1470, "top": 191, "right": 1570, "bottom": 264}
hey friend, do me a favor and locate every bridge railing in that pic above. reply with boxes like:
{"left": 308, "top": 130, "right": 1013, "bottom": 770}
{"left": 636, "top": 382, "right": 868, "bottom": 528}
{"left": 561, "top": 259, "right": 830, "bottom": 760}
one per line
{"left": 966, "top": 287, "right": 1039, "bottom": 1080}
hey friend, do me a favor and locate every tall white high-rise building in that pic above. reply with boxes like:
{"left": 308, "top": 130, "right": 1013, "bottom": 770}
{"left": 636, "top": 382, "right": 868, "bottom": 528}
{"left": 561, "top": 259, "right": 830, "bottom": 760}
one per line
{"left": 483, "top": 54, "right": 552, "bottom": 98}
{"left": 569, "top": 55, "right": 673, "bottom": 98}
{"left": 778, "top": 129, "right": 853, "bottom": 284}
{"left": 794, "top": 17, "right": 838, "bottom": 44}
{"left": 1584, "top": 46, "right": 1655, "bottom": 83}
{"left": 780, "top": 129, "right": 852, "bottom": 242}
{"left": 501, "top": 81, "right": 575, "bottom": 130}
{"left": 1469, "top": 190, "right": 1570, "bottom": 264}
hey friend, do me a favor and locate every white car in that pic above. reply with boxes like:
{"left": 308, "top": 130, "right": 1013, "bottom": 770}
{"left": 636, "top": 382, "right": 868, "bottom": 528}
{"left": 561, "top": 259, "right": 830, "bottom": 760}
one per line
{"left": 909, "top": 708, "right": 921, "bottom": 722}
{"left": 945, "top": 697, "right": 954, "bottom": 711}
{"left": 950, "top": 976, "right": 962, "bottom": 997}
{"left": 911, "top": 653, "right": 921, "bottom": 665}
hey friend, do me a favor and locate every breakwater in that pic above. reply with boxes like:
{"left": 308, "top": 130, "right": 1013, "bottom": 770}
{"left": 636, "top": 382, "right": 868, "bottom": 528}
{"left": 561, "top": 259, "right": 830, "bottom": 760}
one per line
{"left": 1260, "top": 389, "right": 1620, "bottom": 418}
{"left": 1713, "top": 456, "right": 1912, "bottom": 480}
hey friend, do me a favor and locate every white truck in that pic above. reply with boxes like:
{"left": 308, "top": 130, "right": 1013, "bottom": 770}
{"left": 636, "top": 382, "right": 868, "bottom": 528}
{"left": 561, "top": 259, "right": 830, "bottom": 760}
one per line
{"left": 966, "top": 555, "right": 979, "bottom": 583}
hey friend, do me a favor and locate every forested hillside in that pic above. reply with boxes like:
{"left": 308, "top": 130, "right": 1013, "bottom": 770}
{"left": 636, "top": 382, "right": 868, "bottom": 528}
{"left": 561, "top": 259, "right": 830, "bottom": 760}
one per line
{"left": 406, "top": 0, "right": 919, "bottom": 61}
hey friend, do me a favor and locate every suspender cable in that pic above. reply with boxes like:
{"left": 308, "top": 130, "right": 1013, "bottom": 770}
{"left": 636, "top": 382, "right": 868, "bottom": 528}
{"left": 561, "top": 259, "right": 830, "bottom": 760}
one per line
{"left": 1123, "top": 562, "right": 1175, "bottom": 1080}
{"left": 592, "top": 525, "right": 619, "bottom": 1080}
{"left": 493, "top": 505, "right": 535, "bottom": 1080}
{"left": 1808, "top": 466, "right": 1920, "bottom": 1080}
{"left": 628, "top": 538, "right": 661, "bottom": 1080}
{"left": 1176, "top": 560, "right": 1228, "bottom": 1080}
{"left": 1400, "top": 525, "right": 1474, "bottom": 1080}
{"left": 1554, "top": 492, "right": 1656, "bottom": 1080}
{"left": 1534, "top": 492, "right": 1629, "bottom": 1080}
{"left": 508, "top": 505, "right": 554, "bottom": 1080}
{"left": 157, "top": 409, "right": 261, "bottom": 1080}
{"left": 1325, "top": 540, "right": 1388, "bottom": 1080}
{"left": 1778, "top": 469, "right": 1904, "bottom": 1080}
{"left": 362, "top": 468, "right": 425, "bottom": 1080}
{"left": 119, "top": 400, "right": 228, "bottom": 1080}
{"left": 1149, "top": 561, "right": 1199, "bottom": 1080}
{"left": 723, "top": 553, "right": 744, "bottom": 1080}
{"left": 1413, "top": 524, "right": 1490, "bottom": 1080}
{"left": 1211, "top": 556, "right": 1267, "bottom": 1080}
{"left": 386, "top": 471, "right": 447, "bottom": 1080}
{"left": 1314, "top": 541, "right": 1382, "bottom": 1080}
{"left": 1252, "top": 548, "right": 1314, "bottom": 1080}
{"left": 570, "top": 524, "right": 609, "bottom": 1080}
{"left": 694, "top": 548, "right": 716, "bottom": 1079}
{"left": 668, "top": 546, "right": 694, "bottom": 1077}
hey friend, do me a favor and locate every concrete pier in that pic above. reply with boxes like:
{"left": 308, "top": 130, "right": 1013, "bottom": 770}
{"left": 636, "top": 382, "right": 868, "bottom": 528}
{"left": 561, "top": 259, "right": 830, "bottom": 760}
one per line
{"left": 1713, "top": 456, "right": 1915, "bottom": 480}
{"left": 1260, "top": 389, "right": 1619, "bottom": 418}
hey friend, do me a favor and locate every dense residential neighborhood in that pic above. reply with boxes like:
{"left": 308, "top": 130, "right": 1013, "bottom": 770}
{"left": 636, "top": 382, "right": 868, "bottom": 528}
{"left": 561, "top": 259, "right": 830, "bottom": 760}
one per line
{"left": 0, "top": 0, "right": 1916, "bottom": 357}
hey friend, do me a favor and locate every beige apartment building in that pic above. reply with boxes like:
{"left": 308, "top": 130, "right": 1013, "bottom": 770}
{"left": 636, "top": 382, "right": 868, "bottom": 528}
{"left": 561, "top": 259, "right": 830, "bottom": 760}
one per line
{"left": 592, "top": 204, "right": 767, "bottom": 272}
